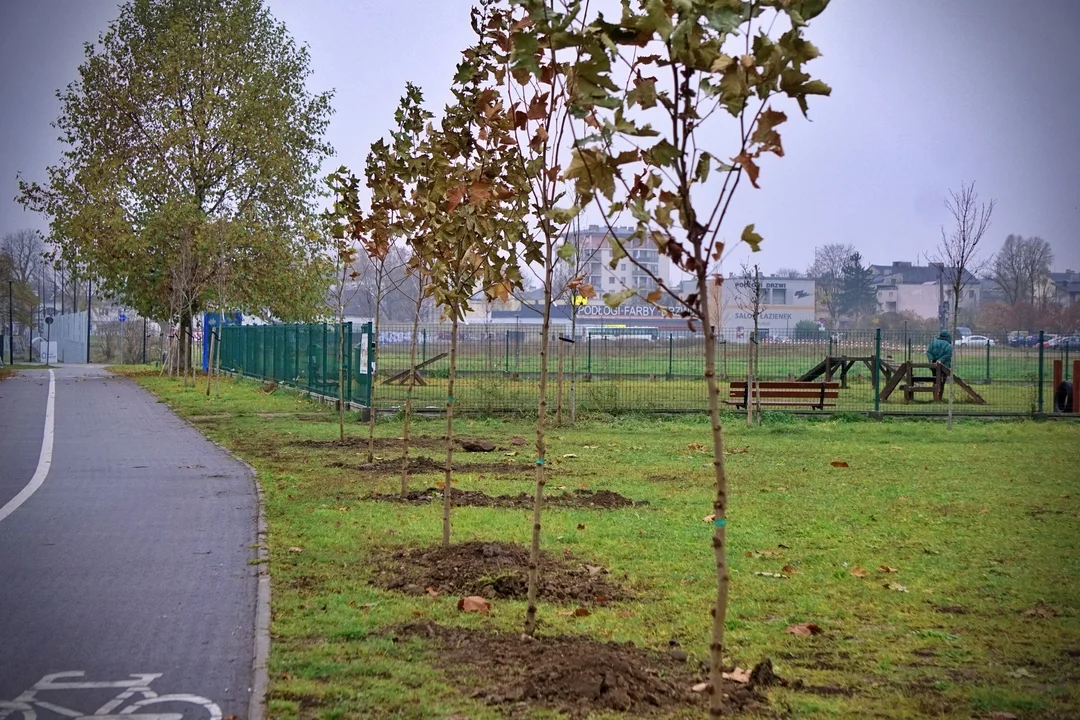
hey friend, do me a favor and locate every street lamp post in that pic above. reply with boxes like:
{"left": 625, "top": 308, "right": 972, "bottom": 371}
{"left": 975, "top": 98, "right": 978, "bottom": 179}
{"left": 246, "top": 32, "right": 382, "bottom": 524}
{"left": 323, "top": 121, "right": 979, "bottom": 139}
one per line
{"left": 7, "top": 280, "right": 13, "bottom": 365}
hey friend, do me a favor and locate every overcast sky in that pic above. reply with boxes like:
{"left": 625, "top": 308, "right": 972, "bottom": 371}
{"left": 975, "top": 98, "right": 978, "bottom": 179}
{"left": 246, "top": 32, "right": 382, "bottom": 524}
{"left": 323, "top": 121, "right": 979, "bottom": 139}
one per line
{"left": 2, "top": 0, "right": 1078, "bottom": 276}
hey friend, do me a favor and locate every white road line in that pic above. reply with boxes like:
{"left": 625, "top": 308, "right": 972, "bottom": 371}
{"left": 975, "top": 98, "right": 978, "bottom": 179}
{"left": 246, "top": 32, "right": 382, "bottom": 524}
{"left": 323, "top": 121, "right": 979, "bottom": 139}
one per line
{"left": 0, "top": 369, "right": 55, "bottom": 524}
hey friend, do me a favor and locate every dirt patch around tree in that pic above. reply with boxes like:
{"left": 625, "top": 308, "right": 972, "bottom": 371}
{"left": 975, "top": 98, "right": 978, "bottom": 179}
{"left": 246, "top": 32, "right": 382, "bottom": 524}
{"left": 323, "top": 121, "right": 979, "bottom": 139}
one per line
{"left": 326, "top": 457, "right": 534, "bottom": 477}
{"left": 389, "top": 622, "right": 777, "bottom": 717}
{"left": 291, "top": 434, "right": 501, "bottom": 451}
{"left": 368, "top": 486, "right": 645, "bottom": 510}
{"left": 370, "top": 541, "right": 627, "bottom": 602}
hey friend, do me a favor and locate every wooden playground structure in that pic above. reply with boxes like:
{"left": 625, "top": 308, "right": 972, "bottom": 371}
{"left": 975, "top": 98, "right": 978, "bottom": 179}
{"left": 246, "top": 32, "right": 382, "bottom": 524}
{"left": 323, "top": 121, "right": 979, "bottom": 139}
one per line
{"left": 879, "top": 362, "right": 986, "bottom": 404}
{"left": 798, "top": 355, "right": 895, "bottom": 388}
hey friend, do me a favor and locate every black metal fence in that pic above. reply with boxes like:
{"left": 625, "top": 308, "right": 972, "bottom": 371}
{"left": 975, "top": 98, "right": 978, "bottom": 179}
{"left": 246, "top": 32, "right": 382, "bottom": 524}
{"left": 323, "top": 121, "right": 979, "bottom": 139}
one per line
{"left": 220, "top": 323, "right": 1079, "bottom": 417}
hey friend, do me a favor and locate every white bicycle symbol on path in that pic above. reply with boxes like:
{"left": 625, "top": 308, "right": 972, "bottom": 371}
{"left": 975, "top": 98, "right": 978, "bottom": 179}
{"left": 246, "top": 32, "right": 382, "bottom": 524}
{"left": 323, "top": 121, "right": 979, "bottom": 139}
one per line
{"left": 0, "top": 672, "right": 222, "bottom": 720}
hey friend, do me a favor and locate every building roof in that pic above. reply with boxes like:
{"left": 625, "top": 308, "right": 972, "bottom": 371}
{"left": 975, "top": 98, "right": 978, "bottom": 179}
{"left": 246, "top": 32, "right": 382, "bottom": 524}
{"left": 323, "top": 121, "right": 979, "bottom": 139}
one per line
{"left": 869, "top": 261, "right": 980, "bottom": 286}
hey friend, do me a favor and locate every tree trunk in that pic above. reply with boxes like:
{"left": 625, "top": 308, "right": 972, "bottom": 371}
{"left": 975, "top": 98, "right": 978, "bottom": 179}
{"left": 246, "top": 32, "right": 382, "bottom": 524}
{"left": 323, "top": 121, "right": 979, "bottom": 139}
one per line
{"left": 179, "top": 311, "right": 192, "bottom": 380}
{"left": 367, "top": 262, "right": 385, "bottom": 464}
{"left": 746, "top": 335, "right": 754, "bottom": 426}
{"left": 569, "top": 307, "right": 578, "bottom": 424}
{"left": 442, "top": 316, "right": 458, "bottom": 548}
{"left": 948, "top": 296, "right": 959, "bottom": 430}
{"left": 524, "top": 258, "right": 553, "bottom": 637}
{"left": 401, "top": 274, "right": 424, "bottom": 498}
{"left": 555, "top": 328, "right": 564, "bottom": 425}
{"left": 214, "top": 329, "right": 222, "bottom": 396}
{"left": 337, "top": 319, "right": 345, "bottom": 443}
{"left": 700, "top": 272, "right": 730, "bottom": 719}
{"left": 205, "top": 330, "right": 216, "bottom": 396}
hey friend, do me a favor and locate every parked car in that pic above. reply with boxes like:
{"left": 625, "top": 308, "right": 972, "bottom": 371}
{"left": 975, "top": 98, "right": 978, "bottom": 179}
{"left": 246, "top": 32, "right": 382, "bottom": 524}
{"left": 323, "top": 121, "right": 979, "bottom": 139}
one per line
{"left": 1047, "top": 335, "right": 1080, "bottom": 349}
{"left": 957, "top": 334, "right": 995, "bottom": 347}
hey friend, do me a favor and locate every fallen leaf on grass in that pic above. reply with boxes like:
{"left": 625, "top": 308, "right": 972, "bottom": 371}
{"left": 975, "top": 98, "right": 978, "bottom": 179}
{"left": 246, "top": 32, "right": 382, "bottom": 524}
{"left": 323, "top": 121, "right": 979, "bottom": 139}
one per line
{"left": 830, "top": 461, "right": 850, "bottom": 468}
{"left": 577, "top": 523, "right": 586, "bottom": 530}
{"left": 687, "top": 442, "right": 707, "bottom": 452}
{"left": 725, "top": 447, "right": 749, "bottom": 455}
{"left": 1006, "top": 667, "right": 1033, "bottom": 679}
{"left": 878, "top": 565, "right": 899, "bottom": 573}
{"left": 884, "top": 582, "right": 908, "bottom": 592}
{"left": 457, "top": 596, "right": 491, "bottom": 614}
{"left": 723, "top": 667, "right": 751, "bottom": 684}
{"left": 582, "top": 445, "right": 599, "bottom": 449}
{"left": 573, "top": 607, "right": 591, "bottom": 617}
{"left": 754, "top": 572, "right": 788, "bottom": 579}
{"left": 562, "top": 453, "right": 577, "bottom": 459}
{"left": 616, "top": 610, "right": 632, "bottom": 618}
{"left": 785, "top": 622, "right": 823, "bottom": 637}
{"left": 891, "top": 446, "right": 903, "bottom": 450}
{"left": 504, "top": 451, "right": 517, "bottom": 457}
{"left": 425, "top": 586, "right": 439, "bottom": 598}
{"left": 850, "top": 566, "right": 869, "bottom": 578}
{"left": 595, "top": 594, "right": 610, "bottom": 604}
{"left": 781, "top": 564, "right": 798, "bottom": 574}
{"left": 288, "top": 546, "right": 303, "bottom": 553}
{"left": 703, "top": 513, "right": 716, "bottom": 524}
{"left": 980, "top": 508, "right": 990, "bottom": 514}
{"left": 585, "top": 564, "right": 605, "bottom": 577}
{"left": 747, "top": 549, "right": 784, "bottom": 559}
{"left": 691, "top": 682, "right": 711, "bottom": 693}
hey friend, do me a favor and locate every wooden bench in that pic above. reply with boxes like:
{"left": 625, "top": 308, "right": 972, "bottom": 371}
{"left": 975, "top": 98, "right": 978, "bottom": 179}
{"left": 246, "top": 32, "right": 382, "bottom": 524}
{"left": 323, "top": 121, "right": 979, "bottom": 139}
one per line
{"left": 725, "top": 381, "right": 840, "bottom": 410}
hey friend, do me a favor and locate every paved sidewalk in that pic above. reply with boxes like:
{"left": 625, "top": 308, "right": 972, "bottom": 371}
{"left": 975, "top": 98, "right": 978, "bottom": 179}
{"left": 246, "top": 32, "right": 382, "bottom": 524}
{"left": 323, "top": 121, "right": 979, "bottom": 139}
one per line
{"left": 0, "top": 366, "right": 257, "bottom": 718}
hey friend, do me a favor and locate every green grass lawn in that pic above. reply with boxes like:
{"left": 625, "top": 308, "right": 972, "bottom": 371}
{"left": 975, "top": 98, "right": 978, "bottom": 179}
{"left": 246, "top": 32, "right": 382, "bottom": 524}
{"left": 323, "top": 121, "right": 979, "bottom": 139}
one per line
{"left": 123, "top": 369, "right": 1080, "bottom": 719}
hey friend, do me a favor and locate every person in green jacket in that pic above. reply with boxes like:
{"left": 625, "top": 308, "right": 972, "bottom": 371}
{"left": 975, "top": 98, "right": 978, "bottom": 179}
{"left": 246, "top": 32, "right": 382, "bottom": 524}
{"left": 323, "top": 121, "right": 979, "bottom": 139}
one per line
{"left": 927, "top": 330, "right": 953, "bottom": 368}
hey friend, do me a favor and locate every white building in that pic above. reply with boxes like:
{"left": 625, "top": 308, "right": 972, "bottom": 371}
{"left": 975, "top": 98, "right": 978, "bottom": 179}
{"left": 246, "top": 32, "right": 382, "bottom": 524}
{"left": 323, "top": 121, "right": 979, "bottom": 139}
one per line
{"left": 569, "top": 225, "right": 673, "bottom": 292}
{"left": 720, "top": 276, "right": 816, "bottom": 341}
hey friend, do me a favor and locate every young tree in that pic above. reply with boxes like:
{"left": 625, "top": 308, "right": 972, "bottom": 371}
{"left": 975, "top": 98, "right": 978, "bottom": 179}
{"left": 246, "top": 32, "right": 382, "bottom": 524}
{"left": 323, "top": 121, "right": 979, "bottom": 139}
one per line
{"left": 731, "top": 263, "right": 765, "bottom": 425}
{"left": 19, "top": 0, "right": 334, "bottom": 371}
{"left": 935, "top": 181, "right": 995, "bottom": 429}
{"left": 807, "top": 243, "right": 856, "bottom": 330}
{"left": 422, "top": 13, "right": 530, "bottom": 549}
{"left": 563, "top": 2, "right": 832, "bottom": 713}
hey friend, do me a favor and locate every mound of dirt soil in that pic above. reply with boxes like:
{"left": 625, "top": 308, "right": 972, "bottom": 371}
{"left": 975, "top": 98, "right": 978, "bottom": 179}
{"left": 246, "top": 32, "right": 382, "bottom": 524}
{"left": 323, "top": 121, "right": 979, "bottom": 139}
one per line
{"left": 369, "top": 487, "right": 644, "bottom": 509}
{"left": 391, "top": 623, "right": 776, "bottom": 717}
{"left": 371, "top": 541, "right": 626, "bottom": 602}
{"left": 291, "top": 435, "right": 502, "bottom": 451}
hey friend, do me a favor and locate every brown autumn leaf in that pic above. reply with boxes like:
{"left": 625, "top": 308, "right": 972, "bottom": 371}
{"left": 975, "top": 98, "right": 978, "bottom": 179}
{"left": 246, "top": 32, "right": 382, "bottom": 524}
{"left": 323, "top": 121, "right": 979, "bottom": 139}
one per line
{"left": 616, "top": 610, "right": 632, "bottom": 618}
{"left": 785, "top": 621, "right": 823, "bottom": 637}
{"left": 703, "top": 513, "right": 716, "bottom": 524}
{"left": 830, "top": 461, "right": 850, "bottom": 468}
{"left": 725, "top": 446, "right": 749, "bottom": 455}
{"left": 1022, "top": 603, "right": 1057, "bottom": 618}
{"left": 445, "top": 184, "right": 466, "bottom": 214}
{"left": 573, "top": 607, "right": 591, "bottom": 617}
{"left": 884, "top": 582, "right": 909, "bottom": 592}
{"left": 723, "top": 667, "right": 752, "bottom": 684}
{"left": 595, "top": 594, "right": 610, "bottom": 604}
{"left": 781, "top": 563, "right": 798, "bottom": 574}
{"left": 457, "top": 596, "right": 491, "bottom": 614}
{"left": 850, "top": 566, "right": 869, "bottom": 578}
{"left": 878, "top": 565, "right": 899, "bottom": 573}
{"left": 691, "top": 681, "right": 711, "bottom": 693}
{"left": 687, "top": 442, "right": 707, "bottom": 452}
{"left": 288, "top": 546, "right": 303, "bottom": 553}
{"left": 425, "top": 586, "right": 439, "bottom": 598}
{"left": 577, "top": 523, "right": 586, "bottom": 530}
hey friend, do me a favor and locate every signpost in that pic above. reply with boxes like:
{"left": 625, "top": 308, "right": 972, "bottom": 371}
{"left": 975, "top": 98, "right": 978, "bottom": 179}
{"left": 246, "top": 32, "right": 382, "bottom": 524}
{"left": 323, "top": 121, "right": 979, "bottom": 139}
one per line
{"left": 44, "top": 316, "right": 54, "bottom": 366}
{"left": 119, "top": 311, "right": 126, "bottom": 364}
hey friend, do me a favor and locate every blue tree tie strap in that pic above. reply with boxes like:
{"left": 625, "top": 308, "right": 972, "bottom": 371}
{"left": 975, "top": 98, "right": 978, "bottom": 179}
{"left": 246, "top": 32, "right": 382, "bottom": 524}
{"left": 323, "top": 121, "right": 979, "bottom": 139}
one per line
{"left": 714, "top": 518, "right": 727, "bottom": 527}
{"left": 536, "top": 458, "right": 544, "bottom": 465}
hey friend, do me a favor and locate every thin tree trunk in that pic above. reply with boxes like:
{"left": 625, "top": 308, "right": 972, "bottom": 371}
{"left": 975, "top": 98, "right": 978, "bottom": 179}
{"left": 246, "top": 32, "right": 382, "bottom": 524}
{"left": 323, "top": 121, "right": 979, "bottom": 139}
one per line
{"left": 555, "top": 328, "right": 564, "bottom": 425}
{"left": 401, "top": 274, "right": 424, "bottom": 498}
{"left": 948, "top": 297, "right": 959, "bottom": 430}
{"left": 570, "top": 308, "right": 578, "bottom": 424}
{"left": 367, "top": 262, "right": 385, "bottom": 464}
{"left": 338, "top": 319, "right": 345, "bottom": 443}
{"left": 746, "top": 337, "right": 754, "bottom": 426}
{"left": 701, "top": 273, "right": 730, "bottom": 719}
{"left": 214, "top": 329, "right": 221, "bottom": 396}
{"left": 205, "top": 330, "right": 216, "bottom": 396}
{"left": 524, "top": 258, "right": 554, "bottom": 637}
{"left": 442, "top": 316, "right": 458, "bottom": 548}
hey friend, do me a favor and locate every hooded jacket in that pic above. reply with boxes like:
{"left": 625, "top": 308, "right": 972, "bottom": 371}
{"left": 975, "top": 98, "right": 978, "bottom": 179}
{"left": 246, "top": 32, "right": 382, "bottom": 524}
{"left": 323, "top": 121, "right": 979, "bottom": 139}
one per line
{"left": 927, "top": 330, "right": 953, "bottom": 368}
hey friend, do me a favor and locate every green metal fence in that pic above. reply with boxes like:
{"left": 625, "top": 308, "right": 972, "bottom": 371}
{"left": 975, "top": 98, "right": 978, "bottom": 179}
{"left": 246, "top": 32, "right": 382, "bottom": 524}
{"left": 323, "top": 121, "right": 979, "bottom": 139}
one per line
{"left": 219, "top": 323, "right": 1079, "bottom": 417}
{"left": 219, "top": 322, "right": 374, "bottom": 407}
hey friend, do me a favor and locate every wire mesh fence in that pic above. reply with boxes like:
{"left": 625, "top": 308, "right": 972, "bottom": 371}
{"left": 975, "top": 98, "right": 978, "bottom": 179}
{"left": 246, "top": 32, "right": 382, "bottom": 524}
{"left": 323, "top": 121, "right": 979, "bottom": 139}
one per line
{"left": 219, "top": 322, "right": 1079, "bottom": 417}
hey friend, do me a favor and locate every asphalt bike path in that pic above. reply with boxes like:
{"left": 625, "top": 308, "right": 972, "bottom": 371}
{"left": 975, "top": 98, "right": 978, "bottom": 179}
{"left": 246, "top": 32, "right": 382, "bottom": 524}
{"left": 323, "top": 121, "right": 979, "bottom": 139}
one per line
{"left": 0, "top": 366, "right": 258, "bottom": 719}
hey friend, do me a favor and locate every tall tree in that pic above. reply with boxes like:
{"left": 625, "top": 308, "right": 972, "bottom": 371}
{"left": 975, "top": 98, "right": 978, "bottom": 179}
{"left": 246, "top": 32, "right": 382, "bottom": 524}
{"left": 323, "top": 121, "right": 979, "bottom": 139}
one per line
{"left": 0, "top": 230, "right": 46, "bottom": 285}
{"left": 773, "top": 267, "right": 804, "bottom": 279}
{"left": 935, "top": 181, "right": 995, "bottom": 429}
{"left": 19, "top": 0, "right": 334, "bottom": 370}
{"left": 807, "top": 243, "right": 855, "bottom": 329}
{"left": 992, "top": 234, "right": 1054, "bottom": 326}
{"left": 837, "top": 252, "right": 877, "bottom": 320}
{"left": 564, "top": 1, "right": 832, "bottom": 714}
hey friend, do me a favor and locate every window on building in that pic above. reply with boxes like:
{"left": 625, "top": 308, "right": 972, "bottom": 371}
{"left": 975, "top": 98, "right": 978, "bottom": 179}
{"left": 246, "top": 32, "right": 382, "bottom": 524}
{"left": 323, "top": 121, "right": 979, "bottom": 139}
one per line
{"left": 886, "top": 301, "right": 897, "bottom": 313}
{"left": 607, "top": 276, "right": 614, "bottom": 285}
{"left": 968, "top": 290, "right": 976, "bottom": 299}
{"left": 771, "top": 288, "right": 787, "bottom": 305}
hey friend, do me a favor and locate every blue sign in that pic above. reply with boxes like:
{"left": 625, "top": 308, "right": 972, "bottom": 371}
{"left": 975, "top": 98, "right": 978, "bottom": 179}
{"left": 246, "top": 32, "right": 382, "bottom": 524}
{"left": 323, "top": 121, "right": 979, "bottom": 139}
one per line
{"left": 202, "top": 311, "right": 243, "bottom": 371}
{"left": 118, "top": 313, "right": 126, "bottom": 322}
